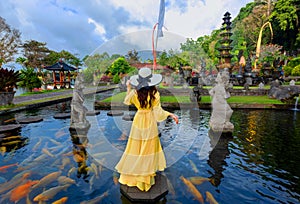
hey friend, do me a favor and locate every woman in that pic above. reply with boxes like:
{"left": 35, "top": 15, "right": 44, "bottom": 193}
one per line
{"left": 115, "top": 67, "right": 178, "bottom": 192}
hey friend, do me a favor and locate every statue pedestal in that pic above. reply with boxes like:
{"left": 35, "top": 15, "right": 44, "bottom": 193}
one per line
{"left": 209, "top": 121, "right": 234, "bottom": 133}
{"left": 120, "top": 173, "right": 168, "bottom": 203}
{"left": 69, "top": 122, "right": 91, "bottom": 135}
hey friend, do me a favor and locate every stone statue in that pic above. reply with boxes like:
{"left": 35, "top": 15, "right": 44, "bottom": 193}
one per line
{"left": 209, "top": 70, "right": 234, "bottom": 132}
{"left": 70, "top": 73, "right": 90, "bottom": 131}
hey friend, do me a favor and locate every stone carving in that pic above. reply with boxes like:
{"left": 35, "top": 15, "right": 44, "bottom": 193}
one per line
{"left": 209, "top": 70, "right": 234, "bottom": 132}
{"left": 70, "top": 73, "right": 90, "bottom": 131}
{"left": 268, "top": 79, "right": 300, "bottom": 103}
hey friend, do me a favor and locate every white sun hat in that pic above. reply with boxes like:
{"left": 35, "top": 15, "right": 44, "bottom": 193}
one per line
{"left": 130, "top": 67, "right": 162, "bottom": 90}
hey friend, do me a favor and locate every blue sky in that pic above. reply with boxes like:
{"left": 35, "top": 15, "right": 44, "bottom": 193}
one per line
{"left": 0, "top": 0, "right": 253, "bottom": 59}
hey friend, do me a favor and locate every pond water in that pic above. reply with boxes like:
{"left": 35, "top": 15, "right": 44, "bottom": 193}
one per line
{"left": 0, "top": 94, "right": 299, "bottom": 204}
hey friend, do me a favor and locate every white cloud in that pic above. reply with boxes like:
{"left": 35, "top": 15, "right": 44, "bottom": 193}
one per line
{"left": 88, "top": 17, "right": 107, "bottom": 41}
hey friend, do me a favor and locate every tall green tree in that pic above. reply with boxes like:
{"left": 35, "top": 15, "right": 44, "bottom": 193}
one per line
{"left": 270, "top": 0, "right": 300, "bottom": 51}
{"left": 0, "top": 17, "right": 21, "bottom": 66}
{"left": 21, "top": 40, "right": 50, "bottom": 70}
{"left": 43, "top": 50, "right": 82, "bottom": 67}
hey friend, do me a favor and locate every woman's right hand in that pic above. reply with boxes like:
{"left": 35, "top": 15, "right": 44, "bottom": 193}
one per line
{"left": 169, "top": 113, "right": 179, "bottom": 124}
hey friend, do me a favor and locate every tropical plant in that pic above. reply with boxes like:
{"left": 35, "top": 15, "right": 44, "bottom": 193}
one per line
{"left": 0, "top": 68, "right": 21, "bottom": 92}
{"left": 18, "top": 68, "right": 42, "bottom": 92}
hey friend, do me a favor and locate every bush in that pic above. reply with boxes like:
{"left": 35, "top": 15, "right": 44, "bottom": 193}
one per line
{"left": 291, "top": 65, "right": 300, "bottom": 76}
{"left": 18, "top": 68, "right": 42, "bottom": 92}
{"left": 283, "top": 65, "right": 293, "bottom": 76}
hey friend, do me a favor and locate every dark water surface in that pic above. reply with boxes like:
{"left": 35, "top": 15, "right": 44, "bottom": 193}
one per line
{"left": 0, "top": 97, "right": 299, "bottom": 203}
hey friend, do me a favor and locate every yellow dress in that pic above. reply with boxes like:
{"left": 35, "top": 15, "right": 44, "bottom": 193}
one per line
{"left": 115, "top": 90, "right": 170, "bottom": 191}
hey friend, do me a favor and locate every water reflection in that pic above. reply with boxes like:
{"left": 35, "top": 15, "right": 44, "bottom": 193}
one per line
{"left": 207, "top": 130, "right": 232, "bottom": 187}
{"left": 70, "top": 131, "right": 89, "bottom": 182}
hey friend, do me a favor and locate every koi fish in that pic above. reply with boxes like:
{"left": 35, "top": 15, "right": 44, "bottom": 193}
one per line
{"left": 32, "top": 171, "right": 62, "bottom": 189}
{"left": 26, "top": 194, "right": 33, "bottom": 204}
{"left": 206, "top": 191, "right": 219, "bottom": 204}
{"left": 80, "top": 191, "right": 108, "bottom": 204}
{"left": 59, "top": 157, "right": 71, "bottom": 170}
{"left": 33, "top": 138, "right": 42, "bottom": 151}
{"left": 10, "top": 180, "right": 39, "bottom": 203}
{"left": 42, "top": 148, "right": 55, "bottom": 157}
{"left": 67, "top": 167, "right": 76, "bottom": 177}
{"left": 57, "top": 176, "right": 76, "bottom": 185}
{"left": 90, "top": 163, "right": 99, "bottom": 178}
{"left": 33, "top": 184, "right": 71, "bottom": 202}
{"left": 89, "top": 174, "right": 95, "bottom": 190}
{"left": 0, "top": 163, "right": 18, "bottom": 172}
{"left": 188, "top": 159, "right": 199, "bottom": 173}
{"left": 51, "top": 196, "right": 68, "bottom": 204}
{"left": 48, "top": 138, "right": 61, "bottom": 146}
{"left": 180, "top": 176, "right": 204, "bottom": 204}
{"left": 188, "top": 177, "right": 210, "bottom": 185}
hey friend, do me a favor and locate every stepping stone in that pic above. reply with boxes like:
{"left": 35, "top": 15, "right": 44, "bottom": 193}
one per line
{"left": 54, "top": 113, "right": 71, "bottom": 119}
{"left": 0, "top": 124, "right": 22, "bottom": 133}
{"left": 122, "top": 114, "right": 135, "bottom": 121}
{"left": 107, "top": 111, "right": 124, "bottom": 116}
{"left": 17, "top": 116, "right": 43, "bottom": 124}
{"left": 86, "top": 110, "right": 101, "bottom": 116}
{"left": 120, "top": 173, "right": 168, "bottom": 203}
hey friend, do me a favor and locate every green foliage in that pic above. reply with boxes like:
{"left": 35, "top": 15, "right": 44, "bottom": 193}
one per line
{"left": 113, "top": 74, "right": 121, "bottom": 84}
{"left": 43, "top": 50, "right": 82, "bottom": 67}
{"left": 287, "top": 57, "right": 300, "bottom": 68}
{"left": 270, "top": 0, "right": 300, "bottom": 50}
{"left": 283, "top": 65, "right": 293, "bottom": 76}
{"left": 0, "top": 68, "right": 21, "bottom": 91}
{"left": 107, "top": 57, "right": 135, "bottom": 76}
{"left": 83, "top": 52, "right": 121, "bottom": 83}
{"left": 291, "top": 65, "right": 300, "bottom": 76}
{"left": 18, "top": 68, "right": 42, "bottom": 92}
{"left": 21, "top": 40, "right": 50, "bottom": 69}
{"left": 284, "top": 57, "right": 300, "bottom": 76}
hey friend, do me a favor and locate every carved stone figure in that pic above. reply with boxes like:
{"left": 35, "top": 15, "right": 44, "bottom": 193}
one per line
{"left": 209, "top": 70, "right": 234, "bottom": 132}
{"left": 70, "top": 73, "right": 90, "bottom": 130}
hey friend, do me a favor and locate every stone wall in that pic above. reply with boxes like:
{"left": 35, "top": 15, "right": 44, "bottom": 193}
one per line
{"left": 158, "top": 87, "right": 269, "bottom": 96}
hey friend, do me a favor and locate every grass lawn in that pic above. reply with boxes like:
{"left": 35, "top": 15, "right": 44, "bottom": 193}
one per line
{"left": 100, "top": 92, "right": 284, "bottom": 105}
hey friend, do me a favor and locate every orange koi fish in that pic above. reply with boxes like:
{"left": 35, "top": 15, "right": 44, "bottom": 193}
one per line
{"left": 180, "top": 176, "right": 204, "bottom": 204}
{"left": 188, "top": 176, "right": 211, "bottom": 185}
{"left": 206, "top": 191, "right": 219, "bottom": 204}
{"left": 51, "top": 196, "right": 68, "bottom": 204}
{"left": 0, "top": 163, "right": 18, "bottom": 172}
{"left": 10, "top": 180, "right": 39, "bottom": 203}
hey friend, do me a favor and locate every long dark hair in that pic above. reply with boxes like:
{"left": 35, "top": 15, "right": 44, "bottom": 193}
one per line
{"left": 137, "top": 86, "right": 157, "bottom": 108}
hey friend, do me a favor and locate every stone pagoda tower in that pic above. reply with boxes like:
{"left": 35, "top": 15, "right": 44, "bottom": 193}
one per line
{"left": 217, "top": 12, "right": 233, "bottom": 72}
